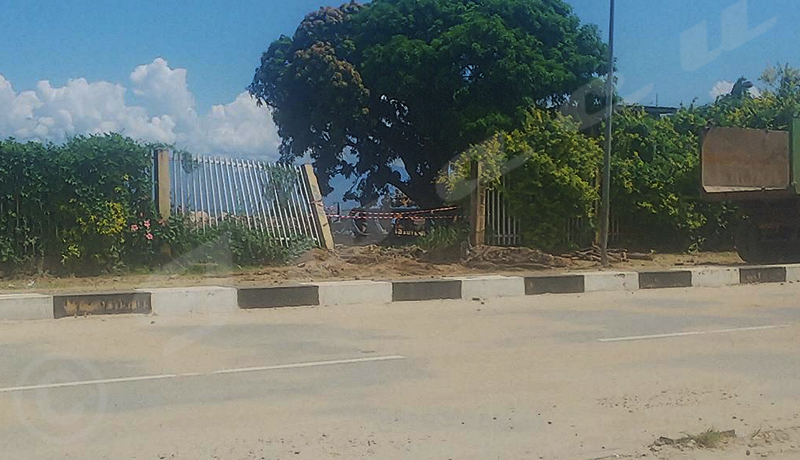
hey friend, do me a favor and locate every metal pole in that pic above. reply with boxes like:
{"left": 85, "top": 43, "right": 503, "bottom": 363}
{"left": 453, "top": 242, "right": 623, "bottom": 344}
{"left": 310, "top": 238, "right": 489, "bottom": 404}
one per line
{"left": 212, "top": 158, "right": 223, "bottom": 226}
{"left": 264, "top": 164, "right": 288, "bottom": 245}
{"left": 235, "top": 159, "right": 253, "bottom": 230}
{"left": 242, "top": 160, "right": 261, "bottom": 233}
{"left": 178, "top": 154, "right": 186, "bottom": 215}
{"left": 281, "top": 164, "right": 302, "bottom": 238}
{"left": 250, "top": 161, "right": 270, "bottom": 235}
{"left": 287, "top": 165, "right": 312, "bottom": 238}
{"left": 227, "top": 159, "right": 238, "bottom": 218}
{"left": 600, "top": 0, "right": 616, "bottom": 268}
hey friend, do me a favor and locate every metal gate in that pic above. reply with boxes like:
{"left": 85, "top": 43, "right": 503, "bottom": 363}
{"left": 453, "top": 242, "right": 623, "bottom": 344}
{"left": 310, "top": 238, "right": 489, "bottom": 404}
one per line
{"left": 485, "top": 177, "right": 521, "bottom": 246}
{"left": 156, "top": 150, "right": 330, "bottom": 248}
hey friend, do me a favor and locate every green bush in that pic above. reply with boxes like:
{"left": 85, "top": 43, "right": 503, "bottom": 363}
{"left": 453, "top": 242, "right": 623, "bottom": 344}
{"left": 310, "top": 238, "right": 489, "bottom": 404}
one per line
{"left": 609, "top": 106, "right": 740, "bottom": 252}
{"left": 218, "top": 222, "right": 314, "bottom": 266}
{"left": 0, "top": 140, "right": 52, "bottom": 271}
{"left": 121, "top": 215, "right": 314, "bottom": 270}
{"left": 417, "top": 224, "right": 468, "bottom": 252}
{"left": 0, "top": 134, "right": 155, "bottom": 274}
{"left": 0, "top": 134, "right": 315, "bottom": 276}
{"left": 608, "top": 107, "right": 706, "bottom": 250}
{"left": 442, "top": 108, "right": 602, "bottom": 252}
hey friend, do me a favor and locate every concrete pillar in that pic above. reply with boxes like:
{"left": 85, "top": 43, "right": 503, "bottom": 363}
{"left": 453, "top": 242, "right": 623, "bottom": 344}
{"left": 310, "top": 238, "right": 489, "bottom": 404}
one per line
{"left": 303, "top": 163, "right": 335, "bottom": 250}
{"left": 469, "top": 160, "right": 485, "bottom": 246}
{"left": 155, "top": 148, "right": 171, "bottom": 220}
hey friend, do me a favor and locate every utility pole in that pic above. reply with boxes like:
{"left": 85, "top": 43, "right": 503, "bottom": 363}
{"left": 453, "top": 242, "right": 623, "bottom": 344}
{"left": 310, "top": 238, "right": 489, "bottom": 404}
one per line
{"left": 600, "top": 0, "right": 616, "bottom": 268}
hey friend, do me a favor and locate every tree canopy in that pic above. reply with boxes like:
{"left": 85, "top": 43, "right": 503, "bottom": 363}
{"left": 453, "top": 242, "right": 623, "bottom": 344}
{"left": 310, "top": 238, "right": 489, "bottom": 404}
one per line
{"left": 250, "top": 0, "right": 608, "bottom": 206}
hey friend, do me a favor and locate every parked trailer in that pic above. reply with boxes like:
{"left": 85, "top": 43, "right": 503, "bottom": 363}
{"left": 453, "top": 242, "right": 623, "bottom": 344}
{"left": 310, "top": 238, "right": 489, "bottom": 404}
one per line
{"left": 701, "top": 119, "right": 800, "bottom": 263}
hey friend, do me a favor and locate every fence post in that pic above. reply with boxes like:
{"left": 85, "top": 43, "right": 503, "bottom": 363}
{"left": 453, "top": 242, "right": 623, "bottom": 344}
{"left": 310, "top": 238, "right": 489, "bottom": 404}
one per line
{"left": 302, "top": 163, "right": 335, "bottom": 250}
{"left": 469, "top": 160, "right": 485, "bottom": 246}
{"left": 154, "top": 148, "right": 171, "bottom": 221}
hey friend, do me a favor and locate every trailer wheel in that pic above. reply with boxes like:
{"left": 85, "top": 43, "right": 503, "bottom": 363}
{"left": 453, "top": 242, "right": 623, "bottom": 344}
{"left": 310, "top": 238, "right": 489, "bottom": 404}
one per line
{"left": 735, "top": 220, "right": 777, "bottom": 264}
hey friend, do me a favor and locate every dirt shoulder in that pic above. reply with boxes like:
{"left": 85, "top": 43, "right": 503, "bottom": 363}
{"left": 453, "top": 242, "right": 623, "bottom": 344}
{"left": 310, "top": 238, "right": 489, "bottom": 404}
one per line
{"left": 0, "top": 246, "right": 743, "bottom": 294}
{"left": 646, "top": 426, "right": 800, "bottom": 459}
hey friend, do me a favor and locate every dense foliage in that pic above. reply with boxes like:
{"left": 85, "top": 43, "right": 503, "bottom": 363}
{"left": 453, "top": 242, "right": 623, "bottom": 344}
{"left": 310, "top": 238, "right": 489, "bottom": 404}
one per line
{"left": 0, "top": 135, "right": 153, "bottom": 273}
{"left": 609, "top": 64, "right": 800, "bottom": 251}
{"left": 440, "top": 64, "right": 800, "bottom": 253}
{"left": 442, "top": 108, "right": 602, "bottom": 249}
{"left": 609, "top": 107, "right": 733, "bottom": 251}
{"left": 124, "top": 216, "right": 314, "bottom": 270}
{"left": 250, "top": 0, "right": 608, "bottom": 206}
{"left": 0, "top": 135, "right": 312, "bottom": 275}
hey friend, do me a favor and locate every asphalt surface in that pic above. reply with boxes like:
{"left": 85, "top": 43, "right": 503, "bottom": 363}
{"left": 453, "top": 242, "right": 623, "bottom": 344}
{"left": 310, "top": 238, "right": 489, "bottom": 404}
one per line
{"left": 2, "top": 283, "right": 800, "bottom": 459}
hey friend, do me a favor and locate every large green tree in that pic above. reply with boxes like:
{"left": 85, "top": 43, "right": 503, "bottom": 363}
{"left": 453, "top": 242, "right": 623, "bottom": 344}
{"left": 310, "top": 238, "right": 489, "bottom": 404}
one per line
{"left": 250, "top": 0, "right": 607, "bottom": 206}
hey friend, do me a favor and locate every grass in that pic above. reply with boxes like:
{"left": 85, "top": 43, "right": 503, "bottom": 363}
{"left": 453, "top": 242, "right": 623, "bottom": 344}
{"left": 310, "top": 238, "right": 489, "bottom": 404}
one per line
{"left": 416, "top": 225, "right": 468, "bottom": 251}
{"left": 654, "top": 428, "right": 737, "bottom": 450}
{"left": 688, "top": 429, "right": 735, "bottom": 449}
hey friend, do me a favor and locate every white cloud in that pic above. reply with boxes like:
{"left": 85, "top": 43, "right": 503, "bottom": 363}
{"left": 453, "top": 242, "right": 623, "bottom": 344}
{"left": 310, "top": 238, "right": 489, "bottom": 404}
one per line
{"left": 0, "top": 58, "right": 280, "bottom": 159}
{"left": 130, "top": 57, "right": 197, "bottom": 127}
{"left": 710, "top": 80, "right": 761, "bottom": 99}
{"left": 710, "top": 80, "right": 734, "bottom": 98}
{"left": 194, "top": 92, "right": 279, "bottom": 156}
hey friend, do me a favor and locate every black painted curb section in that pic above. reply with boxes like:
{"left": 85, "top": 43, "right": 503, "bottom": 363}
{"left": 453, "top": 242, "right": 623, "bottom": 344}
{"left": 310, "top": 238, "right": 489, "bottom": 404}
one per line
{"left": 53, "top": 292, "right": 151, "bottom": 319}
{"left": 740, "top": 266, "right": 786, "bottom": 285}
{"left": 525, "top": 275, "right": 585, "bottom": 295}
{"left": 237, "top": 286, "right": 320, "bottom": 309}
{"left": 638, "top": 271, "right": 692, "bottom": 289}
{"left": 392, "top": 280, "right": 462, "bottom": 302}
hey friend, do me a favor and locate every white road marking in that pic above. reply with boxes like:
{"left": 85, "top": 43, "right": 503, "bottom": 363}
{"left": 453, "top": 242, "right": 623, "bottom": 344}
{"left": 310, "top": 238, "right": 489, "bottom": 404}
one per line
{"left": 598, "top": 325, "right": 791, "bottom": 343}
{"left": 0, "top": 355, "right": 405, "bottom": 394}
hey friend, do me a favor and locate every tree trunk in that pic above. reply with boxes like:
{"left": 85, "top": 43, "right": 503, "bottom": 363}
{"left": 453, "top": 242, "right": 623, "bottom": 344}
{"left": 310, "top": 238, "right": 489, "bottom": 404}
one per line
{"left": 391, "top": 156, "right": 448, "bottom": 209}
{"left": 394, "top": 176, "right": 443, "bottom": 209}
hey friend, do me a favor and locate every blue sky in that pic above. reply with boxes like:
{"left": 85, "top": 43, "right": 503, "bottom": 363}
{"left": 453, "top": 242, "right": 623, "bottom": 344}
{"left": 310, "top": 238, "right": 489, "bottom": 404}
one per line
{"left": 0, "top": 0, "right": 795, "bottom": 162}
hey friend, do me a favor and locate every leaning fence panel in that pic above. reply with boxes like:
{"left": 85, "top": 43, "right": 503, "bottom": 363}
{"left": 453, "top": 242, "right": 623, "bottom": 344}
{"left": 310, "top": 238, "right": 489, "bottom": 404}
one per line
{"left": 162, "top": 150, "right": 326, "bottom": 247}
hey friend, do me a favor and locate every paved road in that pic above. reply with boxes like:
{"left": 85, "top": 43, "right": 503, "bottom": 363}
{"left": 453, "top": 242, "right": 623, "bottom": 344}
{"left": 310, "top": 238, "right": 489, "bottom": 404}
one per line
{"left": 2, "top": 283, "right": 800, "bottom": 459}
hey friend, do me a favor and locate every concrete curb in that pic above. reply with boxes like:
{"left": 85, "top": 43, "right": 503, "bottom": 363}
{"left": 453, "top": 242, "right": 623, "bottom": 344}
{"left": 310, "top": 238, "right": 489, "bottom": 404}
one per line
{"left": 0, "top": 294, "right": 54, "bottom": 321}
{"left": 639, "top": 270, "right": 693, "bottom": 289}
{"left": 53, "top": 292, "right": 151, "bottom": 319}
{"left": 1, "top": 264, "right": 798, "bottom": 322}
{"left": 313, "top": 280, "right": 393, "bottom": 307}
{"left": 458, "top": 276, "right": 525, "bottom": 300}
{"left": 392, "top": 279, "right": 462, "bottom": 302}
{"left": 238, "top": 285, "right": 320, "bottom": 309}
{"left": 143, "top": 287, "right": 238, "bottom": 317}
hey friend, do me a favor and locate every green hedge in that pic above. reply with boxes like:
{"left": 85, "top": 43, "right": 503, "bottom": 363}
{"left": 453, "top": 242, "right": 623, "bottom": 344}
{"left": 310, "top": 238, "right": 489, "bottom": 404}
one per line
{"left": 0, "top": 135, "right": 311, "bottom": 276}
{"left": 0, "top": 134, "right": 153, "bottom": 274}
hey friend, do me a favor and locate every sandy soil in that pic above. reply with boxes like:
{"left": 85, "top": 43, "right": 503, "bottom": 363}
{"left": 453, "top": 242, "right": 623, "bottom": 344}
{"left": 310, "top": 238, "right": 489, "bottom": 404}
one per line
{"left": 650, "top": 426, "right": 800, "bottom": 459}
{"left": 0, "top": 246, "right": 743, "bottom": 294}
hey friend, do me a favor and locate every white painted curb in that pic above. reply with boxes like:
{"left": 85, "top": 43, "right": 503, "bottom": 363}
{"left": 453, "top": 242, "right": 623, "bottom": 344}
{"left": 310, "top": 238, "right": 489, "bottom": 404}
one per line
{"left": 313, "top": 280, "right": 392, "bottom": 306}
{"left": 785, "top": 264, "right": 800, "bottom": 283}
{"left": 0, "top": 294, "right": 54, "bottom": 321}
{"left": 143, "top": 287, "right": 238, "bottom": 317}
{"left": 690, "top": 267, "right": 740, "bottom": 287}
{"left": 458, "top": 275, "right": 525, "bottom": 299}
{"left": 583, "top": 272, "right": 639, "bottom": 292}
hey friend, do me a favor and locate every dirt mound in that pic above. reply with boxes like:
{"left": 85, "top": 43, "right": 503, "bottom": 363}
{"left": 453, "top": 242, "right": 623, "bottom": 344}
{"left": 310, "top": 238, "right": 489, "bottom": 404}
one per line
{"left": 464, "top": 245, "right": 570, "bottom": 270}
{"left": 561, "top": 245, "right": 654, "bottom": 263}
{"left": 256, "top": 244, "right": 571, "bottom": 283}
{"left": 336, "top": 244, "right": 426, "bottom": 265}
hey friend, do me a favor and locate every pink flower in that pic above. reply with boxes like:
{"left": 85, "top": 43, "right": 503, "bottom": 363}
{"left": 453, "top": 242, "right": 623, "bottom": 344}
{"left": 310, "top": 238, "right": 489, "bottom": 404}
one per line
{"left": 143, "top": 220, "right": 150, "bottom": 229}
{"left": 130, "top": 224, "right": 139, "bottom": 231}
{"left": 145, "top": 233, "right": 154, "bottom": 240}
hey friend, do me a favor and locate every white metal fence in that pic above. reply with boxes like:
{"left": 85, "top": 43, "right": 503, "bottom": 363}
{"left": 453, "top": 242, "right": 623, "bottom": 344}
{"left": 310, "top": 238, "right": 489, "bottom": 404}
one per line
{"left": 164, "top": 152, "right": 325, "bottom": 246}
{"left": 485, "top": 178, "right": 521, "bottom": 246}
